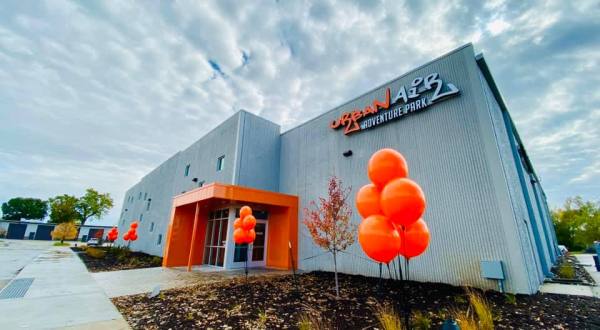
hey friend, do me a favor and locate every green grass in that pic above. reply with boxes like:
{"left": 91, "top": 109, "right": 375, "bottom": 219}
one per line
{"left": 558, "top": 265, "right": 576, "bottom": 279}
{"left": 53, "top": 242, "right": 70, "bottom": 246}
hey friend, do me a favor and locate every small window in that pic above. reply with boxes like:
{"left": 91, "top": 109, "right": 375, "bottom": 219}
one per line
{"left": 157, "top": 234, "right": 162, "bottom": 245}
{"left": 140, "top": 214, "right": 143, "bottom": 222}
{"left": 146, "top": 199, "right": 151, "bottom": 211}
{"left": 144, "top": 192, "right": 147, "bottom": 200}
{"left": 216, "top": 155, "right": 225, "bottom": 171}
{"left": 199, "top": 180, "right": 205, "bottom": 187}
{"left": 184, "top": 164, "right": 190, "bottom": 176}
{"left": 150, "top": 222, "right": 154, "bottom": 232}
{"left": 138, "top": 192, "right": 142, "bottom": 200}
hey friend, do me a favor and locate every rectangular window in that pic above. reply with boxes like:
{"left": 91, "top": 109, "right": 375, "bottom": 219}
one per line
{"left": 138, "top": 192, "right": 142, "bottom": 200}
{"left": 150, "top": 222, "right": 154, "bottom": 232}
{"left": 144, "top": 192, "right": 147, "bottom": 200}
{"left": 216, "top": 155, "right": 225, "bottom": 171}
{"left": 139, "top": 214, "right": 143, "bottom": 222}
{"left": 184, "top": 164, "right": 190, "bottom": 176}
{"left": 157, "top": 234, "right": 162, "bottom": 245}
{"left": 146, "top": 199, "right": 151, "bottom": 211}
{"left": 199, "top": 180, "right": 205, "bottom": 187}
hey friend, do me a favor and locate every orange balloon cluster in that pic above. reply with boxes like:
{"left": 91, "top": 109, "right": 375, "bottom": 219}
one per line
{"left": 356, "top": 148, "right": 430, "bottom": 263}
{"left": 233, "top": 206, "right": 256, "bottom": 244}
{"left": 123, "top": 221, "right": 138, "bottom": 241}
{"left": 107, "top": 227, "right": 118, "bottom": 242}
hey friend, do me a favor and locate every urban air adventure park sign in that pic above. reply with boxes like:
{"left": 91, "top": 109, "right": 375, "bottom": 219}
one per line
{"left": 330, "top": 73, "right": 460, "bottom": 135}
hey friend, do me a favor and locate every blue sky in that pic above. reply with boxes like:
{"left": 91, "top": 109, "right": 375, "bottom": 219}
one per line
{"left": 0, "top": 0, "right": 598, "bottom": 226}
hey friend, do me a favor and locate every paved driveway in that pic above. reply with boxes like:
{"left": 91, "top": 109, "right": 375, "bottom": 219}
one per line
{"left": 0, "top": 240, "right": 129, "bottom": 329}
{"left": 0, "top": 239, "right": 51, "bottom": 289}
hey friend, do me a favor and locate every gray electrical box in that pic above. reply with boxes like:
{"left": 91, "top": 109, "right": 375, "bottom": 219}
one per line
{"left": 481, "top": 260, "right": 504, "bottom": 280}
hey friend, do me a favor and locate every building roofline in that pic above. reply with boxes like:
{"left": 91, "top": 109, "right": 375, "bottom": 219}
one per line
{"left": 281, "top": 43, "right": 474, "bottom": 136}
{"left": 475, "top": 54, "right": 541, "bottom": 182}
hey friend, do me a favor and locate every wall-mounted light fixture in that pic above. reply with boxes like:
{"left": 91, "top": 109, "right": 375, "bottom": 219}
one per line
{"left": 343, "top": 150, "right": 353, "bottom": 157}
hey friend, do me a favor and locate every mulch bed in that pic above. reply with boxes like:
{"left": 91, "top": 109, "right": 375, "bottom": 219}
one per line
{"left": 71, "top": 247, "right": 162, "bottom": 272}
{"left": 112, "top": 271, "right": 600, "bottom": 329}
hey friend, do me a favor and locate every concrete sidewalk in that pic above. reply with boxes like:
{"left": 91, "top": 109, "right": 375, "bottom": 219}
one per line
{"left": 93, "top": 265, "right": 291, "bottom": 298}
{"left": 0, "top": 245, "right": 129, "bottom": 329}
{"left": 540, "top": 254, "right": 600, "bottom": 298}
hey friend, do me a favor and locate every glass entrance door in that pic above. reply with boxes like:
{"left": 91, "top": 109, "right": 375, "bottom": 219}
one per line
{"left": 251, "top": 222, "right": 266, "bottom": 262}
{"left": 202, "top": 209, "right": 229, "bottom": 267}
{"left": 232, "top": 219, "right": 268, "bottom": 267}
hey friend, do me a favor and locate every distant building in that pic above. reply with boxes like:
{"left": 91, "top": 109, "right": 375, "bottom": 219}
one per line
{"left": 117, "top": 44, "right": 559, "bottom": 294}
{"left": 0, "top": 220, "right": 112, "bottom": 242}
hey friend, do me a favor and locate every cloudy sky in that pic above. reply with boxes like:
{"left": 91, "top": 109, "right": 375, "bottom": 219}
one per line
{"left": 0, "top": 0, "right": 598, "bottom": 226}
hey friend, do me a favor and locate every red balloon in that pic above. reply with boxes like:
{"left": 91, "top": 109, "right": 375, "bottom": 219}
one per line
{"left": 358, "top": 215, "right": 402, "bottom": 264}
{"left": 368, "top": 148, "right": 409, "bottom": 188}
{"left": 233, "top": 218, "right": 242, "bottom": 229}
{"left": 381, "top": 178, "right": 426, "bottom": 227}
{"left": 130, "top": 222, "right": 139, "bottom": 229}
{"left": 356, "top": 183, "right": 382, "bottom": 218}
{"left": 240, "top": 206, "right": 252, "bottom": 219}
{"left": 233, "top": 228, "right": 246, "bottom": 244}
{"left": 246, "top": 229, "right": 256, "bottom": 243}
{"left": 129, "top": 234, "right": 138, "bottom": 241}
{"left": 400, "top": 219, "right": 430, "bottom": 259}
{"left": 242, "top": 215, "right": 256, "bottom": 230}
{"left": 123, "top": 233, "right": 130, "bottom": 241}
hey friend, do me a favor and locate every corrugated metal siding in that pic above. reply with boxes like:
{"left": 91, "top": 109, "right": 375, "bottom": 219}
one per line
{"left": 478, "top": 69, "right": 543, "bottom": 292}
{"left": 279, "top": 45, "right": 535, "bottom": 293}
{"left": 117, "top": 113, "right": 241, "bottom": 256}
{"left": 235, "top": 111, "right": 281, "bottom": 191}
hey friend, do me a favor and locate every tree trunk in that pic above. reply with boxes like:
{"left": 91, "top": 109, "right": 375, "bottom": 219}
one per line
{"left": 61, "top": 238, "right": 64, "bottom": 244}
{"left": 333, "top": 250, "right": 339, "bottom": 297}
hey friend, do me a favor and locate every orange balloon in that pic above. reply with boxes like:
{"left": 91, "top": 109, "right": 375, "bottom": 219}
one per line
{"left": 358, "top": 215, "right": 402, "bottom": 264}
{"left": 233, "top": 228, "right": 246, "bottom": 244}
{"left": 242, "top": 215, "right": 256, "bottom": 230}
{"left": 233, "top": 218, "right": 242, "bottom": 229}
{"left": 400, "top": 219, "right": 430, "bottom": 259}
{"left": 246, "top": 229, "right": 256, "bottom": 243}
{"left": 368, "top": 148, "right": 408, "bottom": 188}
{"left": 356, "top": 183, "right": 382, "bottom": 218}
{"left": 381, "top": 178, "right": 426, "bottom": 227}
{"left": 240, "top": 206, "right": 252, "bottom": 219}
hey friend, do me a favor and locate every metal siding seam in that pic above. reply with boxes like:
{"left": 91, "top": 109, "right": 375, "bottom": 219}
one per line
{"left": 232, "top": 111, "right": 245, "bottom": 185}
{"left": 502, "top": 113, "right": 546, "bottom": 281}
{"left": 475, "top": 68, "right": 537, "bottom": 293}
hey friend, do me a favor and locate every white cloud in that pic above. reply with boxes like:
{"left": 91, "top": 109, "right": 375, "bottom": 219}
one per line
{"left": 486, "top": 18, "right": 510, "bottom": 36}
{"left": 0, "top": 0, "right": 598, "bottom": 224}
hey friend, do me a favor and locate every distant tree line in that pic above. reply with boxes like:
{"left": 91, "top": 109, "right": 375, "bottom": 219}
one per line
{"left": 552, "top": 196, "right": 600, "bottom": 251}
{"left": 1, "top": 188, "right": 113, "bottom": 227}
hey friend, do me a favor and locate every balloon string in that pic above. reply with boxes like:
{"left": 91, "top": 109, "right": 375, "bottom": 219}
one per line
{"left": 396, "top": 256, "right": 403, "bottom": 282}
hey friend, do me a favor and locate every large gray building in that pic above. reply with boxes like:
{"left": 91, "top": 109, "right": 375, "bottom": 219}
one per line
{"left": 117, "top": 44, "right": 559, "bottom": 294}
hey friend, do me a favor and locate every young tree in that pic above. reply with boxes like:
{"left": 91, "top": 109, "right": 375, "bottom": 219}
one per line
{"left": 303, "top": 176, "right": 356, "bottom": 297}
{"left": 1, "top": 198, "right": 48, "bottom": 220}
{"left": 51, "top": 222, "right": 78, "bottom": 244}
{"left": 49, "top": 195, "right": 79, "bottom": 224}
{"left": 75, "top": 189, "right": 114, "bottom": 227}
